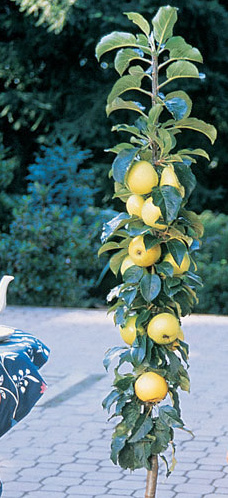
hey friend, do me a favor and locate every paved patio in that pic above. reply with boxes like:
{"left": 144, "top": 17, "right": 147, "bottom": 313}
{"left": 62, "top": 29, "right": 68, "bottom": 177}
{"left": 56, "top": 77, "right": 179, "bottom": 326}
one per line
{"left": 0, "top": 307, "right": 227, "bottom": 497}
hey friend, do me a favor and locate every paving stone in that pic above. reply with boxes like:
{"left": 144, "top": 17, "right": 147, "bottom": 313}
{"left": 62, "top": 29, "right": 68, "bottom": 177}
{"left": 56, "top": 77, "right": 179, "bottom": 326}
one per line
{"left": 213, "top": 478, "right": 228, "bottom": 487}
{"left": 187, "top": 469, "right": 225, "bottom": 479}
{"left": 67, "top": 485, "right": 107, "bottom": 495}
{"left": 174, "top": 483, "right": 215, "bottom": 494}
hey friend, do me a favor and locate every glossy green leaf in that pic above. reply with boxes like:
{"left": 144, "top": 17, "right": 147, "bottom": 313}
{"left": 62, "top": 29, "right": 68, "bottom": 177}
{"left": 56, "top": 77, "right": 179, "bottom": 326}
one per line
{"left": 165, "top": 60, "right": 200, "bottom": 85}
{"left": 98, "top": 241, "right": 121, "bottom": 256}
{"left": 101, "top": 212, "right": 130, "bottom": 243}
{"left": 124, "top": 12, "right": 150, "bottom": 37}
{"left": 174, "top": 162, "right": 196, "bottom": 200}
{"left": 165, "top": 36, "right": 203, "bottom": 63}
{"left": 106, "top": 97, "right": 146, "bottom": 117}
{"left": 119, "top": 441, "right": 152, "bottom": 470}
{"left": 178, "top": 148, "right": 210, "bottom": 161}
{"left": 152, "top": 185, "right": 183, "bottom": 223}
{"left": 114, "top": 48, "right": 146, "bottom": 76}
{"left": 102, "top": 389, "right": 121, "bottom": 411}
{"left": 130, "top": 336, "right": 146, "bottom": 367}
{"left": 148, "top": 104, "right": 163, "bottom": 125}
{"left": 122, "top": 400, "right": 141, "bottom": 428}
{"left": 111, "top": 434, "right": 128, "bottom": 464}
{"left": 140, "top": 274, "right": 161, "bottom": 302}
{"left": 96, "top": 31, "right": 138, "bottom": 60}
{"left": 120, "top": 286, "right": 137, "bottom": 306}
{"left": 115, "top": 375, "right": 135, "bottom": 391}
{"left": 152, "top": 6, "right": 178, "bottom": 45}
{"left": 112, "top": 147, "right": 139, "bottom": 184}
{"left": 107, "top": 73, "right": 145, "bottom": 105}
{"left": 179, "top": 208, "right": 204, "bottom": 238}
{"left": 166, "top": 238, "right": 187, "bottom": 266}
{"left": 158, "top": 128, "right": 174, "bottom": 154}
{"left": 103, "top": 346, "right": 127, "bottom": 372}
{"left": 112, "top": 123, "right": 144, "bottom": 138}
{"left": 129, "top": 413, "right": 153, "bottom": 443}
{"left": 107, "top": 142, "right": 135, "bottom": 154}
{"left": 164, "top": 91, "right": 192, "bottom": 120}
{"left": 123, "top": 265, "right": 144, "bottom": 283}
{"left": 110, "top": 248, "right": 128, "bottom": 276}
{"left": 155, "top": 261, "right": 174, "bottom": 277}
{"left": 159, "top": 405, "right": 184, "bottom": 428}
{"left": 165, "top": 117, "right": 217, "bottom": 144}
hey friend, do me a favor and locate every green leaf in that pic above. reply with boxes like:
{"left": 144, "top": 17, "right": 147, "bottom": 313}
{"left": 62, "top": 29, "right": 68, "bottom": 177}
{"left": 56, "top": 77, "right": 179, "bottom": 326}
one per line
{"left": 165, "top": 36, "right": 203, "bottom": 63}
{"left": 140, "top": 274, "right": 161, "bottom": 302}
{"left": 123, "top": 265, "right": 144, "bottom": 283}
{"left": 103, "top": 346, "right": 127, "bottom": 371}
{"left": 96, "top": 31, "right": 138, "bottom": 60}
{"left": 111, "top": 434, "right": 128, "bottom": 465}
{"left": 107, "top": 142, "right": 135, "bottom": 154}
{"left": 178, "top": 148, "right": 210, "bottom": 161}
{"left": 120, "top": 287, "right": 138, "bottom": 306}
{"left": 155, "top": 261, "right": 174, "bottom": 277}
{"left": 119, "top": 441, "right": 152, "bottom": 470}
{"left": 131, "top": 334, "right": 147, "bottom": 366}
{"left": 114, "top": 48, "right": 146, "bottom": 76}
{"left": 98, "top": 241, "right": 121, "bottom": 256}
{"left": 158, "top": 128, "right": 174, "bottom": 154}
{"left": 152, "top": 185, "right": 182, "bottom": 223}
{"left": 115, "top": 375, "right": 135, "bottom": 391}
{"left": 183, "top": 271, "right": 203, "bottom": 287}
{"left": 149, "top": 419, "right": 171, "bottom": 454}
{"left": 143, "top": 234, "right": 160, "bottom": 250}
{"left": 110, "top": 248, "right": 128, "bottom": 276}
{"left": 174, "top": 162, "right": 196, "bottom": 200}
{"left": 124, "top": 12, "right": 150, "bottom": 37}
{"left": 107, "top": 73, "right": 145, "bottom": 105}
{"left": 165, "top": 60, "right": 200, "bottom": 85}
{"left": 112, "top": 123, "right": 144, "bottom": 138}
{"left": 166, "top": 238, "right": 187, "bottom": 266}
{"left": 159, "top": 405, "right": 184, "bottom": 428}
{"left": 180, "top": 208, "right": 204, "bottom": 238}
{"left": 129, "top": 414, "right": 153, "bottom": 443}
{"left": 122, "top": 401, "right": 141, "bottom": 428}
{"left": 101, "top": 212, "right": 130, "bottom": 243}
{"left": 112, "top": 147, "right": 139, "bottom": 183}
{"left": 165, "top": 117, "right": 217, "bottom": 144}
{"left": 102, "top": 389, "right": 121, "bottom": 411}
{"left": 107, "top": 97, "right": 146, "bottom": 117}
{"left": 148, "top": 104, "right": 163, "bottom": 125}
{"left": 152, "top": 6, "right": 178, "bottom": 45}
{"left": 164, "top": 91, "right": 192, "bottom": 120}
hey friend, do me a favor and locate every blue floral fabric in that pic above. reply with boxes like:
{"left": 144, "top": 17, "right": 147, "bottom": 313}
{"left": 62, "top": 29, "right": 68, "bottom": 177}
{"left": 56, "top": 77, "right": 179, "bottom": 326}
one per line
{"left": 0, "top": 330, "right": 49, "bottom": 437}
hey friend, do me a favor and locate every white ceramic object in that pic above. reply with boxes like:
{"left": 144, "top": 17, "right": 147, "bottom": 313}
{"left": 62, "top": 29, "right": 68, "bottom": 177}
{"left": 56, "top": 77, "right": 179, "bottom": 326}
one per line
{"left": 0, "top": 275, "right": 14, "bottom": 314}
{"left": 0, "top": 325, "right": 15, "bottom": 341}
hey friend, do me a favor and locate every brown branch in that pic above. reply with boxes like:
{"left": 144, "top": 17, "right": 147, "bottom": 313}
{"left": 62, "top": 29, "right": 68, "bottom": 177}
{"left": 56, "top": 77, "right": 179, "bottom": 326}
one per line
{"left": 145, "top": 455, "right": 159, "bottom": 498}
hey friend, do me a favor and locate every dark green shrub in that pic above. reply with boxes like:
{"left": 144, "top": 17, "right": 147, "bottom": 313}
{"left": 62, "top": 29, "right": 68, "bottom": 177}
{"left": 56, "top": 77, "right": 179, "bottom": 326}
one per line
{"left": 195, "top": 211, "right": 228, "bottom": 314}
{"left": 0, "top": 139, "right": 115, "bottom": 306}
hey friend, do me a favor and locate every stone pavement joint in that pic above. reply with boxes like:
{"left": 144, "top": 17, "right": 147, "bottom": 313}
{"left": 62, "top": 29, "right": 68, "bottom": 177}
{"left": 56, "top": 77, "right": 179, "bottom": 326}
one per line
{"left": 0, "top": 308, "right": 228, "bottom": 497}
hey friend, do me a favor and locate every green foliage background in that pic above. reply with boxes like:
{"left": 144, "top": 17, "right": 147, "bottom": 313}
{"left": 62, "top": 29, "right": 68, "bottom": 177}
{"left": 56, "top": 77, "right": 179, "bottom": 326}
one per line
{"left": 0, "top": 0, "right": 227, "bottom": 312}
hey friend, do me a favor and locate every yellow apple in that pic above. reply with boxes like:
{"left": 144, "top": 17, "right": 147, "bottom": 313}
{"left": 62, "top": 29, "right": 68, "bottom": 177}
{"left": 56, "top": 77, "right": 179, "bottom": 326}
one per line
{"left": 126, "top": 194, "right": 144, "bottom": 217}
{"left": 127, "top": 161, "right": 158, "bottom": 195}
{"left": 120, "top": 315, "right": 145, "bottom": 345}
{"left": 128, "top": 235, "right": 161, "bottom": 267}
{"left": 141, "top": 197, "right": 167, "bottom": 229}
{"left": 163, "top": 251, "right": 190, "bottom": 276}
{"left": 160, "top": 166, "right": 185, "bottom": 197}
{"left": 120, "top": 255, "right": 135, "bottom": 275}
{"left": 147, "top": 312, "right": 180, "bottom": 344}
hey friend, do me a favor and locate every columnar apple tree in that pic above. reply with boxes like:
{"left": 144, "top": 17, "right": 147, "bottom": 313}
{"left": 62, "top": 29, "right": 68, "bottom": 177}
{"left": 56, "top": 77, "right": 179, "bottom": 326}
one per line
{"left": 96, "top": 5, "right": 216, "bottom": 486}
